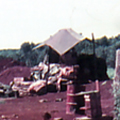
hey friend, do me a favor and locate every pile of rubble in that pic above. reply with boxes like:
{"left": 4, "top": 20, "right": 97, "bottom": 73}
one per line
{"left": 0, "top": 62, "right": 79, "bottom": 97}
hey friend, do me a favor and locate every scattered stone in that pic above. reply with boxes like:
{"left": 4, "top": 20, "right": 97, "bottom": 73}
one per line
{"left": 102, "top": 81, "right": 107, "bottom": 86}
{"left": 74, "top": 116, "right": 91, "bottom": 120}
{"left": 53, "top": 117, "right": 63, "bottom": 120}
{"left": 55, "top": 98, "right": 63, "bottom": 102}
{"left": 1, "top": 114, "right": 19, "bottom": 119}
{"left": 51, "top": 110, "right": 59, "bottom": 113}
{"left": 39, "top": 99, "right": 48, "bottom": 103}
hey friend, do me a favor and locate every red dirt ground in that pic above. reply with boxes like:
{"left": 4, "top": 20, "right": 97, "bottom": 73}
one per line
{"left": 0, "top": 59, "right": 114, "bottom": 120}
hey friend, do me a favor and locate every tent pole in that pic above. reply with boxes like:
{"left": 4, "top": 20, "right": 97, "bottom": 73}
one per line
{"left": 43, "top": 47, "right": 50, "bottom": 93}
{"left": 46, "top": 47, "right": 51, "bottom": 92}
{"left": 92, "top": 33, "right": 97, "bottom": 81}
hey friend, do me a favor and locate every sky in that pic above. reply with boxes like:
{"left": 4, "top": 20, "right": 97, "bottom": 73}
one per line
{"left": 0, "top": 0, "right": 120, "bottom": 49}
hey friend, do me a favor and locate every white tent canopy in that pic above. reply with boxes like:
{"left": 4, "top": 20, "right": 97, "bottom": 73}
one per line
{"left": 33, "top": 28, "right": 84, "bottom": 55}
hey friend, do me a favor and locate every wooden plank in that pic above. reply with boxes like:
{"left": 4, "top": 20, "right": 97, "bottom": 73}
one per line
{"left": 80, "top": 106, "right": 90, "bottom": 110}
{"left": 90, "top": 92, "right": 102, "bottom": 118}
{"left": 66, "top": 84, "right": 85, "bottom": 114}
{"left": 67, "top": 90, "right": 98, "bottom": 96}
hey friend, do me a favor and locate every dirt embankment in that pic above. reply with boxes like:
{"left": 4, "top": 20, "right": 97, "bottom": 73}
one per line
{"left": 0, "top": 58, "right": 30, "bottom": 85}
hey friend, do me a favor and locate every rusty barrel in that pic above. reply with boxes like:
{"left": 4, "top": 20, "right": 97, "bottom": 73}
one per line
{"left": 66, "top": 83, "right": 85, "bottom": 114}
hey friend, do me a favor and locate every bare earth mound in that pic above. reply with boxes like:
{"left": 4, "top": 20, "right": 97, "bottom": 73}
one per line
{"left": 0, "top": 58, "right": 25, "bottom": 73}
{"left": 0, "top": 66, "right": 31, "bottom": 85}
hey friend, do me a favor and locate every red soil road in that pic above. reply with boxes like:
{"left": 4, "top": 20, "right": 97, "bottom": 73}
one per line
{"left": 0, "top": 79, "right": 114, "bottom": 120}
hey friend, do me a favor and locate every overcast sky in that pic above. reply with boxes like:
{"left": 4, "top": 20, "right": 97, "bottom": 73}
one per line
{"left": 0, "top": 0, "right": 120, "bottom": 49}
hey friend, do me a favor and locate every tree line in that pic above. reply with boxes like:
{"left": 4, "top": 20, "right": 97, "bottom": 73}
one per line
{"left": 0, "top": 34, "right": 120, "bottom": 69}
